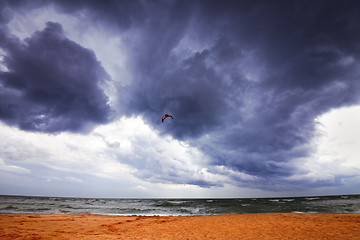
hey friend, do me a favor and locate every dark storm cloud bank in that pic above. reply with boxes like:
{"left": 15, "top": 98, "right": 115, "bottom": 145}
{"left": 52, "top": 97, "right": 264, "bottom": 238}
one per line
{"left": 120, "top": 0, "right": 360, "bottom": 189}
{"left": 1, "top": 0, "right": 360, "bottom": 190}
{"left": 0, "top": 22, "right": 111, "bottom": 132}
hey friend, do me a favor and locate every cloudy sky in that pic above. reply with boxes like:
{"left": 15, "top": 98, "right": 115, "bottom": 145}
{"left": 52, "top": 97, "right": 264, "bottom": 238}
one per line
{"left": 0, "top": 0, "right": 359, "bottom": 198}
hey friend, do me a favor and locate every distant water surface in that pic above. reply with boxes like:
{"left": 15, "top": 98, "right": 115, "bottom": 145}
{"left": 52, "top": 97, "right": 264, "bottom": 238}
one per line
{"left": 0, "top": 194, "right": 359, "bottom": 216}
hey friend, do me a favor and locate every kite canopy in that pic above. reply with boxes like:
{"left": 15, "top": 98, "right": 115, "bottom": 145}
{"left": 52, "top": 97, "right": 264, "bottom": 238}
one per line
{"left": 162, "top": 114, "right": 173, "bottom": 123}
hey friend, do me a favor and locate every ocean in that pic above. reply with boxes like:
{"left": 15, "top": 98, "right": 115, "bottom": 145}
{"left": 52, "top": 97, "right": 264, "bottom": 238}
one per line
{"left": 0, "top": 194, "right": 359, "bottom": 216}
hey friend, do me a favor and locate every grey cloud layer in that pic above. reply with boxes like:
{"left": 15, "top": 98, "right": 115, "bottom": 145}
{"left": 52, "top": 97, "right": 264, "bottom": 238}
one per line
{"left": 0, "top": 21, "right": 111, "bottom": 132}
{"left": 126, "top": 0, "right": 360, "bottom": 189}
{"left": 121, "top": 1, "right": 360, "bottom": 189}
{"left": 1, "top": 0, "right": 360, "bottom": 190}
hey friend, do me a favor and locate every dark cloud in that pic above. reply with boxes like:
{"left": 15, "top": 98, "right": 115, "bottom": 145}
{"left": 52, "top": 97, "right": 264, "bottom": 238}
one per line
{"left": 0, "top": 22, "right": 112, "bottom": 132}
{"left": 119, "top": 0, "right": 360, "bottom": 188}
{"left": 128, "top": 43, "right": 237, "bottom": 139}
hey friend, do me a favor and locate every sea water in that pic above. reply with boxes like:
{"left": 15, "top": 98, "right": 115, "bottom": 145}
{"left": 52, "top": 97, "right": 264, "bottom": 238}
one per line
{"left": 0, "top": 194, "right": 359, "bottom": 216}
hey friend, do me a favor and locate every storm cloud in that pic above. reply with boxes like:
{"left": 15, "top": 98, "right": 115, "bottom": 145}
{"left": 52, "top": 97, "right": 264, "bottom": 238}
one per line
{"left": 0, "top": 21, "right": 111, "bottom": 132}
{"left": 1, "top": 0, "right": 360, "bottom": 192}
{"left": 118, "top": 0, "right": 360, "bottom": 187}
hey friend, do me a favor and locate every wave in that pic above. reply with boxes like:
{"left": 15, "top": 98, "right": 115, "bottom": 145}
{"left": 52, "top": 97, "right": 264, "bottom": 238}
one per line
{"left": 305, "top": 197, "right": 320, "bottom": 201}
{"left": 1, "top": 194, "right": 359, "bottom": 215}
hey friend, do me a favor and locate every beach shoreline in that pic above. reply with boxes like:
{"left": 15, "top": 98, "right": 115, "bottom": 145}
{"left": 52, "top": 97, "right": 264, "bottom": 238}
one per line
{"left": 1, "top": 213, "right": 360, "bottom": 239}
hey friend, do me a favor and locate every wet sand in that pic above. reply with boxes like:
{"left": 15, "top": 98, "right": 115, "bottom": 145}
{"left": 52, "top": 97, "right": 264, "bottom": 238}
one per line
{"left": 1, "top": 213, "right": 360, "bottom": 239}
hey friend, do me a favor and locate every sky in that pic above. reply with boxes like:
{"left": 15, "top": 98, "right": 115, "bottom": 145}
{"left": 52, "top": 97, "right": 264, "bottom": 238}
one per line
{"left": 0, "top": 0, "right": 359, "bottom": 198}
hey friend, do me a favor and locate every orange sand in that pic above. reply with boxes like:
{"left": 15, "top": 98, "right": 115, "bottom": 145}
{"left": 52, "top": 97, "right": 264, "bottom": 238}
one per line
{"left": 1, "top": 213, "right": 360, "bottom": 239}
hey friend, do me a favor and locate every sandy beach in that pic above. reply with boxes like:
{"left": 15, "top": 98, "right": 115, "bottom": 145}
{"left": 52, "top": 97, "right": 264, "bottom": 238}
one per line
{"left": 1, "top": 213, "right": 359, "bottom": 239}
